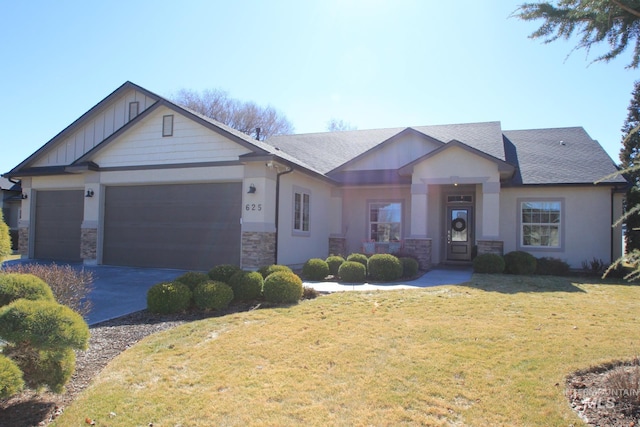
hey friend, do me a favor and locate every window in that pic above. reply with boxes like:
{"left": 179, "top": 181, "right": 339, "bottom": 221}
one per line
{"left": 369, "top": 202, "right": 402, "bottom": 242}
{"left": 293, "top": 190, "right": 310, "bottom": 233}
{"left": 520, "top": 200, "right": 562, "bottom": 248}
{"left": 128, "top": 102, "right": 139, "bottom": 121}
{"left": 162, "top": 115, "right": 174, "bottom": 137}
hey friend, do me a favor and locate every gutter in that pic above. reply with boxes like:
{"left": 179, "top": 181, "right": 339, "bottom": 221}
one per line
{"left": 274, "top": 165, "right": 294, "bottom": 264}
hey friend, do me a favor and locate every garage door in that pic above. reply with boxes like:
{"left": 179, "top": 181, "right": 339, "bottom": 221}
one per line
{"left": 34, "top": 190, "right": 83, "bottom": 261}
{"left": 103, "top": 183, "right": 242, "bottom": 270}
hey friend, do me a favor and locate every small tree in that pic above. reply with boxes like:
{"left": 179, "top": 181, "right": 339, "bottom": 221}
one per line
{"left": 0, "top": 210, "right": 11, "bottom": 262}
{"left": 620, "top": 80, "right": 640, "bottom": 252}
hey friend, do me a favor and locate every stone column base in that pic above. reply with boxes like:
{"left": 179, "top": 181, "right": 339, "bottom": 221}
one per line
{"left": 328, "top": 236, "right": 347, "bottom": 257}
{"left": 477, "top": 240, "right": 504, "bottom": 256}
{"left": 242, "top": 231, "right": 276, "bottom": 270}
{"left": 403, "top": 238, "right": 432, "bottom": 270}
{"left": 18, "top": 227, "right": 29, "bottom": 256}
{"left": 81, "top": 228, "right": 97, "bottom": 262}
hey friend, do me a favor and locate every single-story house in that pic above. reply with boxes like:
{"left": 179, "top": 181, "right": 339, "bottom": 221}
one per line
{"left": 3, "top": 81, "right": 627, "bottom": 271}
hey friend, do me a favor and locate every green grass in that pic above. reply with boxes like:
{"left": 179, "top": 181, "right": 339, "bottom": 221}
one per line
{"left": 54, "top": 274, "right": 640, "bottom": 426}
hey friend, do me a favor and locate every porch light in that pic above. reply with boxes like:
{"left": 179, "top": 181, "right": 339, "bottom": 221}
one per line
{"left": 247, "top": 184, "right": 256, "bottom": 194}
{"left": 85, "top": 189, "right": 94, "bottom": 198}
{"left": 21, "top": 193, "right": 28, "bottom": 199}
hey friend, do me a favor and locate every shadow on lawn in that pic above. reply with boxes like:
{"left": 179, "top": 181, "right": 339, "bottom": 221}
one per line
{"left": 463, "top": 274, "right": 586, "bottom": 294}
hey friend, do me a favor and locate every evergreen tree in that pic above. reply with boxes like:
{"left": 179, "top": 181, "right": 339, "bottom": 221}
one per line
{"left": 620, "top": 81, "right": 640, "bottom": 252}
{"left": 0, "top": 210, "right": 11, "bottom": 262}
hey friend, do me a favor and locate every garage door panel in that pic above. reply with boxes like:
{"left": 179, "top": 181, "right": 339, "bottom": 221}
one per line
{"left": 34, "top": 190, "right": 83, "bottom": 261}
{"left": 103, "top": 183, "right": 241, "bottom": 270}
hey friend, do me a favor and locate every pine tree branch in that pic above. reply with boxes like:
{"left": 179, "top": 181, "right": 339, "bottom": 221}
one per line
{"left": 611, "top": 0, "right": 640, "bottom": 19}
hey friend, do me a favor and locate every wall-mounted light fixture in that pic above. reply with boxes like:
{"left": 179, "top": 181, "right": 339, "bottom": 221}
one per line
{"left": 247, "top": 184, "right": 256, "bottom": 194}
{"left": 85, "top": 189, "right": 94, "bottom": 198}
{"left": 21, "top": 193, "right": 28, "bottom": 200}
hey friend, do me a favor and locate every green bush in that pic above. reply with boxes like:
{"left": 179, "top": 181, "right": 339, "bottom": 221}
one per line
{"left": 11, "top": 346, "right": 76, "bottom": 393}
{"left": 3, "top": 263, "right": 94, "bottom": 317}
{"left": 368, "top": 254, "right": 403, "bottom": 281}
{"left": 228, "top": 271, "right": 263, "bottom": 301}
{"left": 208, "top": 264, "right": 242, "bottom": 283}
{"left": 346, "top": 253, "right": 368, "bottom": 269}
{"left": 147, "top": 282, "right": 192, "bottom": 314}
{"left": 174, "top": 271, "right": 210, "bottom": 291}
{"left": 504, "top": 251, "right": 537, "bottom": 275}
{"left": 0, "top": 210, "right": 11, "bottom": 262}
{"left": 302, "top": 286, "right": 319, "bottom": 299}
{"left": 473, "top": 253, "right": 506, "bottom": 274}
{"left": 0, "top": 273, "right": 55, "bottom": 306}
{"left": 400, "top": 257, "right": 419, "bottom": 278}
{"left": 338, "top": 261, "right": 367, "bottom": 283}
{"left": 325, "top": 256, "right": 345, "bottom": 277}
{"left": 302, "top": 258, "right": 330, "bottom": 280}
{"left": 535, "top": 257, "right": 570, "bottom": 276}
{"left": 263, "top": 272, "right": 303, "bottom": 304}
{"left": 193, "top": 281, "right": 234, "bottom": 311}
{"left": 0, "top": 354, "right": 24, "bottom": 398}
{"left": 258, "top": 264, "right": 293, "bottom": 279}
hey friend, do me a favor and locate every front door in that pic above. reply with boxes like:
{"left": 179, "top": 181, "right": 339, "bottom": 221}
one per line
{"left": 447, "top": 206, "right": 473, "bottom": 261}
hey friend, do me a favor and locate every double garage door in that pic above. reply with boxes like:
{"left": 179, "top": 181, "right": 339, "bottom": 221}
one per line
{"left": 34, "top": 184, "right": 242, "bottom": 271}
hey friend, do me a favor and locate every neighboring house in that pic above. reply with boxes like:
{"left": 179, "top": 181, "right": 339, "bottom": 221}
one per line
{"left": 0, "top": 177, "right": 22, "bottom": 250}
{"left": 2, "top": 81, "right": 627, "bottom": 271}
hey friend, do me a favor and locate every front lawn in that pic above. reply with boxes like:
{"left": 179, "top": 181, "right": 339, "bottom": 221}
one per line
{"left": 54, "top": 274, "right": 640, "bottom": 426}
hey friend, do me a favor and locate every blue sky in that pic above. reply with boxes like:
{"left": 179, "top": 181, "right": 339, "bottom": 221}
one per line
{"left": 1, "top": 0, "right": 637, "bottom": 175}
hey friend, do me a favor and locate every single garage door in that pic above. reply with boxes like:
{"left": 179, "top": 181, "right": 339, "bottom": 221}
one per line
{"left": 103, "top": 183, "right": 242, "bottom": 270}
{"left": 34, "top": 190, "right": 84, "bottom": 261}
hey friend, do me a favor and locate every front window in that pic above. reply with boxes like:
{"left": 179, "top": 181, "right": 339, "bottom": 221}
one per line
{"left": 293, "top": 190, "right": 310, "bottom": 233}
{"left": 369, "top": 202, "right": 402, "bottom": 242}
{"left": 520, "top": 200, "right": 561, "bottom": 248}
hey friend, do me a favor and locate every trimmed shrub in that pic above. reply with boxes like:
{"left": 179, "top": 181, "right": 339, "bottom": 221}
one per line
{"left": 346, "top": 253, "right": 368, "bottom": 271}
{"left": 193, "top": 281, "right": 234, "bottom": 311}
{"left": 0, "top": 354, "right": 24, "bottom": 398}
{"left": 208, "top": 264, "right": 242, "bottom": 283}
{"left": 263, "top": 271, "right": 303, "bottom": 304}
{"left": 338, "top": 261, "right": 366, "bottom": 283}
{"left": 0, "top": 210, "right": 11, "bottom": 262}
{"left": 10, "top": 346, "right": 76, "bottom": 393}
{"left": 302, "top": 258, "right": 330, "bottom": 281}
{"left": 174, "top": 271, "right": 210, "bottom": 291}
{"left": 147, "top": 282, "right": 192, "bottom": 314}
{"left": 0, "top": 273, "right": 55, "bottom": 306}
{"left": 400, "top": 257, "right": 419, "bottom": 278}
{"left": 258, "top": 264, "right": 293, "bottom": 279}
{"left": 325, "top": 255, "right": 345, "bottom": 277}
{"left": 368, "top": 254, "right": 403, "bottom": 281}
{"left": 504, "top": 251, "right": 537, "bottom": 275}
{"left": 228, "top": 271, "right": 263, "bottom": 301}
{"left": 3, "top": 263, "right": 94, "bottom": 317}
{"left": 473, "top": 253, "right": 505, "bottom": 274}
{"left": 535, "top": 257, "right": 570, "bottom": 276}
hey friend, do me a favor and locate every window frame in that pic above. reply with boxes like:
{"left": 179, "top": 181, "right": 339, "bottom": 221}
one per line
{"left": 162, "top": 115, "right": 174, "bottom": 137}
{"left": 517, "top": 198, "right": 564, "bottom": 251}
{"left": 367, "top": 200, "right": 403, "bottom": 243}
{"left": 292, "top": 186, "right": 311, "bottom": 236}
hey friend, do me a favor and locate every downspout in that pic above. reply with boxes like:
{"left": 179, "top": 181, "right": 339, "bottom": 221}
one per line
{"left": 274, "top": 165, "right": 294, "bottom": 264}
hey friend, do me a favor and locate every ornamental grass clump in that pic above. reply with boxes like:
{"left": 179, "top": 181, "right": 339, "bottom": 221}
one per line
{"left": 473, "top": 253, "right": 506, "bottom": 274}
{"left": 263, "top": 271, "right": 303, "bottom": 304}
{"left": 147, "top": 282, "right": 192, "bottom": 314}
{"left": 228, "top": 271, "right": 263, "bottom": 302}
{"left": 368, "top": 254, "right": 403, "bottom": 281}
{"left": 302, "top": 258, "right": 330, "bottom": 281}
{"left": 193, "top": 281, "right": 234, "bottom": 311}
{"left": 325, "top": 255, "right": 345, "bottom": 277}
{"left": 338, "top": 261, "right": 366, "bottom": 283}
{"left": 208, "top": 264, "right": 242, "bottom": 283}
{"left": 504, "top": 251, "right": 537, "bottom": 275}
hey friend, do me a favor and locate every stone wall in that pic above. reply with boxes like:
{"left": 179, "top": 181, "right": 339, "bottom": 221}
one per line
{"left": 18, "top": 227, "right": 29, "bottom": 256}
{"left": 477, "top": 240, "right": 504, "bottom": 256}
{"left": 242, "top": 231, "right": 276, "bottom": 270}
{"left": 81, "top": 228, "right": 97, "bottom": 262}
{"left": 403, "top": 238, "right": 432, "bottom": 270}
{"left": 328, "top": 237, "right": 346, "bottom": 257}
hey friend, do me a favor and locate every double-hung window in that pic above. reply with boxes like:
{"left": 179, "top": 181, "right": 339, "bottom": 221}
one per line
{"left": 293, "top": 188, "right": 310, "bottom": 234}
{"left": 369, "top": 202, "right": 402, "bottom": 242}
{"left": 520, "top": 200, "right": 562, "bottom": 249}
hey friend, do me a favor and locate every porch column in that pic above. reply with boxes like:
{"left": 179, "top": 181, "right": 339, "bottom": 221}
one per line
{"left": 328, "top": 188, "right": 346, "bottom": 256}
{"left": 478, "top": 181, "right": 503, "bottom": 256}
{"left": 410, "top": 183, "right": 428, "bottom": 237}
{"left": 81, "top": 174, "right": 100, "bottom": 265}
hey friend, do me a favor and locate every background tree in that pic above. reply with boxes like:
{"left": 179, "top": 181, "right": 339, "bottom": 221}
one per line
{"left": 172, "top": 88, "right": 294, "bottom": 140}
{"left": 0, "top": 210, "right": 11, "bottom": 263}
{"left": 620, "top": 81, "right": 640, "bottom": 252}
{"left": 326, "top": 118, "right": 357, "bottom": 132}
{"left": 513, "top": 1, "right": 640, "bottom": 68}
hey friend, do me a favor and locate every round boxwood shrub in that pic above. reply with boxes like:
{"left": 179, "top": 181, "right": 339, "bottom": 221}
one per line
{"left": 400, "top": 257, "right": 419, "bottom": 278}
{"left": 174, "top": 271, "right": 210, "bottom": 291}
{"left": 473, "top": 253, "right": 506, "bottom": 274}
{"left": 535, "top": 257, "right": 570, "bottom": 276}
{"left": 147, "top": 282, "right": 192, "bottom": 314}
{"left": 504, "top": 251, "right": 537, "bottom": 275}
{"left": 0, "top": 354, "right": 24, "bottom": 398}
{"left": 0, "top": 273, "right": 54, "bottom": 306}
{"left": 263, "top": 272, "right": 303, "bottom": 304}
{"left": 228, "top": 271, "right": 263, "bottom": 301}
{"left": 258, "top": 264, "right": 293, "bottom": 279}
{"left": 208, "top": 264, "right": 242, "bottom": 283}
{"left": 338, "top": 261, "right": 366, "bottom": 283}
{"left": 302, "top": 258, "right": 330, "bottom": 281}
{"left": 346, "top": 253, "right": 368, "bottom": 273}
{"left": 325, "top": 256, "right": 345, "bottom": 277}
{"left": 193, "top": 281, "right": 234, "bottom": 311}
{"left": 368, "top": 254, "right": 403, "bottom": 281}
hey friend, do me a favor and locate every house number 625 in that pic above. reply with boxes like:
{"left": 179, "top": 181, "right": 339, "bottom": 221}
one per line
{"left": 245, "top": 204, "right": 262, "bottom": 211}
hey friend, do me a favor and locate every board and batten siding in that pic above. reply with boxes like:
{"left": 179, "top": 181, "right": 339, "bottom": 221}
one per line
{"left": 93, "top": 107, "right": 252, "bottom": 168}
{"left": 33, "top": 89, "right": 156, "bottom": 167}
